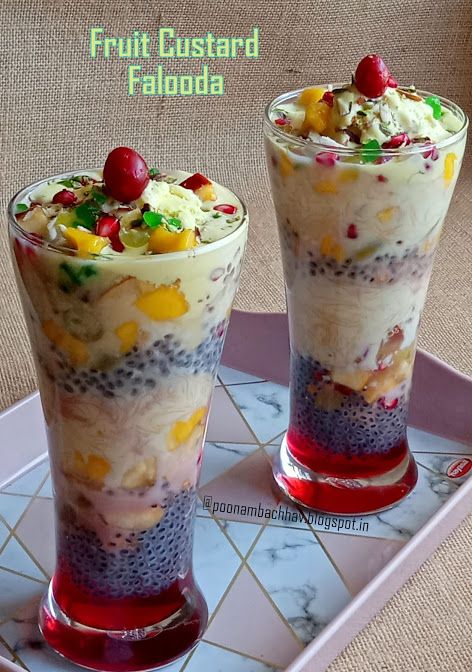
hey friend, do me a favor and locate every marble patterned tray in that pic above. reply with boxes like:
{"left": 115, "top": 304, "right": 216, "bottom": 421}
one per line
{"left": 1, "top": 310, "right": 472, "bottom": 672}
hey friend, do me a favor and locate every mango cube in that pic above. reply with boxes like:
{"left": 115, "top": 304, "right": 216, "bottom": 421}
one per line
{"left": 42, "top": 319, "right": 89, "bottom": 365}
{"left": 148, "top": 227, "right": 197, "bottom": 254}
{"left": 63, "top": 228, "right": 108, "bottom": 256}
{"left": 115, "top": 321, "right": 139, "bottom": 353}
{"left": 168, "top": 407, "right": 207, "bottom": 450}
{"left": 298, "top": 87, "right": 326, "bottom": 107}
{"left": 135, "top": 283, "right": 189, "bottom": 321}
{"left": 196, "top": 183, "right": 217, "bottom": 201}
{"left": 444, "top": 152, "right": 457, "bottom": 185}
{"left": 302, "top": 100, "right": 331, "bottom": 134}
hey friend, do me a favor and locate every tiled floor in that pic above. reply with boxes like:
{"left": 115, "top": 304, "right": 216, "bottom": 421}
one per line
{"left": 0, "top": 365, "right": 471, "bottom": 671}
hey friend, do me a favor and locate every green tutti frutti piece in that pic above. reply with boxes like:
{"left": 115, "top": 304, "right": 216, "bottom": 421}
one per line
{"left": 425, "top": 96, "right": 443, "bottom": 120}
{"left": 361, "top": 139, "right": 381, "bottom": 163}
{"left": 143, "top": 211, "right": 165, "bottom": 229}
{"left": 148, "top": 167, "right": 160, "bottom": 178}
{"left": 73, "top": 200, "right": 101, "bottom": 230}
{"left": 15, "top": 203, "right": 28, "bottom": 213}
{"left": 58, "top": 177, "right": 82, "bottom": 188}
{"left": 90, "top": 187, "right": 107, "bottom": 206}
{"left": 166, "top": 217, "right": 182, "bottom": 230}
{"left": 58, "top": 262, "right": 97, "bottom": 292}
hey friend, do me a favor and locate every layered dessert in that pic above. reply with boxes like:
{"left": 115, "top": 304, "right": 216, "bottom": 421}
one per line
{"left": 265, "top": 55, "right": 467, "bottom": 511}
{"left": 9, "top": 147, "right": 247, "bottom": 642}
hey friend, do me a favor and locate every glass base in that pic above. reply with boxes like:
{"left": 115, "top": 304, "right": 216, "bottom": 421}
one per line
{"left": 39, "top": 581, "right": 208, "bottom": 672}
{"left": 273, "top": 434, "right": 418, "bottom": 515}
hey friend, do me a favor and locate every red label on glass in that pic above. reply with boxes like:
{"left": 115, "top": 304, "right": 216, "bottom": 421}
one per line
{"left": 447, "top": 458, "right": 472, "bottom": 479}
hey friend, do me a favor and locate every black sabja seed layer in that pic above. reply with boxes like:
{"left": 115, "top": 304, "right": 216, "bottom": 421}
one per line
{"left": 57, "top": 488, "right": 196, "bottom": 599}
{"left": 280, "top": 225, "right": 434, "bottom": 285}
{"left": 291, "top": 354, "right": 408, "bottom": 456}
{"left": 46, "top": 319, "right": 227, "bottom": 398}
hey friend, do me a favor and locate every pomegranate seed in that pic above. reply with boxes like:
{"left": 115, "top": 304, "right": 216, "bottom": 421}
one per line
{"left": 96, "top": 214, "right": 120, "bottom": 238}
{"left": 315, "top": 152, "right": 338, "bottom": 167}
{"left": 213, "top": 203, "right": 237, "bottom": 215}
{"left": 377, "top": 175, "right": 388, "bottom": 182}
{"left": 275, "top": 118, "right": 289, "bottom": 126}
{"left": 347, "top": 224, "right": 358, "bottom": 239}
{"left": 382, "top": 133, "right": 410, "bottom": 149}
{"left": 422, "top": 142, "right": 439, "bottom": 161}
{"left": 180, "top": 172, "right": 211, "bottom": 191}
{"left": 103, "top": 147, "right": 149, "bottom": 202}
{"left": 387, "top": 75, "right": 398, "bottom": 88}
{"left": 380, "top": 397, "right": 398, "bottom": 410}
{"left": 110, "top": 237, "right": 124, "bottom": 253}
{"left": 322, "top": 91, "right": 334, "bottom": 107}
{"left": 355, "top": 54, "right": 390, "bottom": 98}
{"left": 52, "top": 189, "right": 77, "bottom": 206}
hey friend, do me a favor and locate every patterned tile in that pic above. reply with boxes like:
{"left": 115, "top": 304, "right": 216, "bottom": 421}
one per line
{"left": 360, "top": 462, "right": 460, "bottom": 541}
{"left": 206, "top": 387, "right": 255, "bottom": 443}
{"left": 226, "top": 382, "right": 289, "bottom": 443}
{"left": 219, "top": 366, "right": 264, "bottom": 386}
{"left": 0, "top": 596, "right": 79, "bottom": 672}
{"left": 0, "top": 568, "right": 44, "bottom": 620}
{"left": 317, "top": 532, "right": 406, "bottom": 595}
{"left": 200, "top": 442, "right": 259, "bottom": 487}
{"left": 193, "top": 516, "right": 242, "bottom": 615}
{"left": 206, "top": 567, "right": 302, "bottom": 668}
{"left": 0, "top": 521, "right": 8, "bottom": 548}
{"left": 218, "top": 520, "right": 262, "bottom": 556}
{"left": 186, "top": 641, "right": 279, "bottom": 672}
{"left": 15, "top": 499, "right": 56, "bottom": 577}
{"left": 37, "top": 475, "right": 53, "bottom": 499}
{"left": 415, "top": 452, "right": 472, "bottom": 485}
{"left": 0, "top": 537, "right": 47, "bottom": 582}
{"left": 199, "top": 449, "right": 309, "bottom": 530}
{"left": 3, "top": 462, "right": 49, "bottom": 496}
{"left": 248, "top": 526, "right": 351, "bottom": 644}
{"left": 0, "top": 493, "right": 31, "bottom": 528}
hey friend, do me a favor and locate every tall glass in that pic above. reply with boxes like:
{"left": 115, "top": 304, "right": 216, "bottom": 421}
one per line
{"left": 8, "top": 171, "right": 248, "bottom": 672}
{"left": 264, "top": 90, "right": 467, "bottom": 515}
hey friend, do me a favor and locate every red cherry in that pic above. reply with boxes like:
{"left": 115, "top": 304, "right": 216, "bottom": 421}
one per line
{"left": 355, "top": 54, "right": 390, "bottom": 99}
{"left": 213, "top": 204, "right": 237, "bottom": 215}
{"left": 347, "top": 223, "right": 358, "bottom": 239}
{"left": 321, "top": 91, "right": 334, "bottom": 107}
{"left": 180, "top": 172, "right": 211, "bottom": 191}
{"left": 103, "top": 147, "right": 149, "bottom": 202}
{"left": 382, "top": 133, "right": 410, "bottom": 149}
{"left": 52, "top": 189, "right": 77, "bottom": 206}
{"left": 96, "top": 214, "right": 120, "bottom": 238}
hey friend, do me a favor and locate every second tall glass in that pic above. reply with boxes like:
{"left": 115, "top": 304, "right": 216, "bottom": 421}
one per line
{"left": 265, "top": 90, "right": 467, "bottom": 515}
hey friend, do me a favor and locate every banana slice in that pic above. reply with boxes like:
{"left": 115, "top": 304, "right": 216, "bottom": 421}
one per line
{"left": 104, "top": 505, "right": 165, "bottom": 531}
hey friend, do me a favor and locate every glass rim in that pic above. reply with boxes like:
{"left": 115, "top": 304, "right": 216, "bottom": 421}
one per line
{"left": 8, "top": 169, "right": 248, "bottom": 261}
{"left": 264, "top": 85, "right": 469, "bottom": 156}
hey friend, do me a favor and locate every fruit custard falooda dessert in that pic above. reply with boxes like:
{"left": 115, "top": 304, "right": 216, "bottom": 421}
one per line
{"left": 265, "top": 55, "right": 467, "bottom": 515}
{"left": 9, "top": 147, "right": 247, "bottom": 671}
